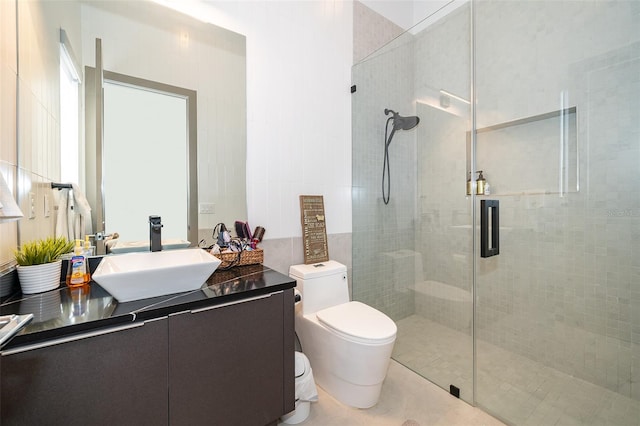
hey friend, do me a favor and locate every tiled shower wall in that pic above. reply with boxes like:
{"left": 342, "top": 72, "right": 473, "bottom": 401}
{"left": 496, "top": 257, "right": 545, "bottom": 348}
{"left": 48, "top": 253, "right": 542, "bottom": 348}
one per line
{"left": 352, "top": 1, "right": 403, "bottom": 64}
{"left": 351, "top": 5, "right": 418, "bottom": 321}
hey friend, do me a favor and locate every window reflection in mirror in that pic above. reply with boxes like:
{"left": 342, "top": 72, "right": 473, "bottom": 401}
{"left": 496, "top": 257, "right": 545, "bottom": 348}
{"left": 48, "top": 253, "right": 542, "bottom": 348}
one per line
{"left": 59, "top": 45, "right": 81, "bottom": 184}
{"left": 103, "top": 79, "right": 190, "bottom": 243}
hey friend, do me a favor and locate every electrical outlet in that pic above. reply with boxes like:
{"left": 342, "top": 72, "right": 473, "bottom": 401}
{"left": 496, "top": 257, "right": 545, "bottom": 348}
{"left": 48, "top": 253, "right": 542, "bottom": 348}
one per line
{"left": 29, "top": 192, "right": 36, "bottom": 219}
{"left": 199, "top": 203, "right": 215, "bottom": 214}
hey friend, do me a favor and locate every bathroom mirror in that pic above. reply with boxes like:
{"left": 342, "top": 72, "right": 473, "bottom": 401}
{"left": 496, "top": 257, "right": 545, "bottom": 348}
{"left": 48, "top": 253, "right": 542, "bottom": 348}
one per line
{"left": 18, "top": 0, "right": 247, "bottom": 249}
{"left": 89, "top": 68, "right": 198, "bottom": 245}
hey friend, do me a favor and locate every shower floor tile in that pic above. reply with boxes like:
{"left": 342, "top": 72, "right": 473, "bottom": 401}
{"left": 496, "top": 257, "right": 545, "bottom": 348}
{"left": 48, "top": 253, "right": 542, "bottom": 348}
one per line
{"left": 393, "top": 314, "right": 640, "bottom": 426}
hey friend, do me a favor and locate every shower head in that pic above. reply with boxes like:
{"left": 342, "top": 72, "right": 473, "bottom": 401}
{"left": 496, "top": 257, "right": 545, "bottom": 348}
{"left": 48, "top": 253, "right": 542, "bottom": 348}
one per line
{"left": 385, "top": 108, "right": 420, "bottom": 131}
{"left": 382, "top": 108, "right": 421, "bottom": 205}
{"left": 395, "top": 115, "right": 420, "bottom": 131}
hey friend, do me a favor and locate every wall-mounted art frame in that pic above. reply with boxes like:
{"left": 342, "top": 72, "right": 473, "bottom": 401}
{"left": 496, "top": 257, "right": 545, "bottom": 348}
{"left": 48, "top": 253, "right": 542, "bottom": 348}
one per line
{"left": 299, "top": 195, "right": 329, "bottom": 264}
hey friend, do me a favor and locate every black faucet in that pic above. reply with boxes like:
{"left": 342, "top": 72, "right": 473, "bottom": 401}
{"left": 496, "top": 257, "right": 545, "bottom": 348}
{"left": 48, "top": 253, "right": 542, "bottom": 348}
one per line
{"left": 149, "top": 215, "right": 163, "bottom": 252}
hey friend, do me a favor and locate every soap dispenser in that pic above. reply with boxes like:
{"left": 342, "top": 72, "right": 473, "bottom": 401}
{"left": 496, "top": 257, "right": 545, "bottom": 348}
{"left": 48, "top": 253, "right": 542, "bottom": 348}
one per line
{"left": 67, "top": 239, "right": 90, "bottom": 287}
{"left": 476, "top": 171, "right": 486, "bottom": 195}
{"left": 466, "top": 172, "right": 472, "bottom": 196}
{"left": 83, "top": 235, "right": 93, "bottom": 257}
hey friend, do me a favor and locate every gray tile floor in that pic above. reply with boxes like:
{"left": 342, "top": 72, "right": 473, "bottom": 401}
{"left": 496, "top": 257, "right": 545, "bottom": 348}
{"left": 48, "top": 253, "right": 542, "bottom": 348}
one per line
{"left": 393, "top": 315, "right": 640, "bottom": 426}
{"left": 282, "top": 359, "right": 504, "bottom": 426}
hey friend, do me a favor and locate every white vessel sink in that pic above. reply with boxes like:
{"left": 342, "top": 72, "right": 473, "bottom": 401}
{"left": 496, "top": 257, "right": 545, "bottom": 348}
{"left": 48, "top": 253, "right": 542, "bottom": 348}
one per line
{"left": 92, "top": 248, "right": 221, "bottom": 302}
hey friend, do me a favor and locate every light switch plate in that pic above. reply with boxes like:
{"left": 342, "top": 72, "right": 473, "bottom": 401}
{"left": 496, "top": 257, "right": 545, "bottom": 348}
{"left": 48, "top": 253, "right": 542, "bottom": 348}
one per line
{"left": 199, "top": 203, "right": 215, "bottom": 214}
{"left": 29, "top": 192, "right": 36, "bottom": 219}
{"left": 44, "top": 194, "right": 50, "bottom": 217}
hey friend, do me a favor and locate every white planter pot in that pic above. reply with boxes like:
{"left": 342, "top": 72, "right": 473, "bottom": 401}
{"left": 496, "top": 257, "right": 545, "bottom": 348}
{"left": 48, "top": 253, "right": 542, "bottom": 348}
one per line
{"left": 16, "top": 260, "right": 63, "bottom": 294}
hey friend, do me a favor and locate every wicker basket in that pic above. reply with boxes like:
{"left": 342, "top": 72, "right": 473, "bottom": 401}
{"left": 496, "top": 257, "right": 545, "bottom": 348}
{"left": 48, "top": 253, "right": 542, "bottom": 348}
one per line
{"left": 215, "top": 248, "right": 263, "bottom": 267}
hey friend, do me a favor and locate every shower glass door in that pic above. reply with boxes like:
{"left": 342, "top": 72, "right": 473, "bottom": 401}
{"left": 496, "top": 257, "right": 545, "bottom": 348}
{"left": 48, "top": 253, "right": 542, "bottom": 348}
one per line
{"left": 351, "top": 1, "right": 475, "bottom": 405}
{"left": 410, "top": 2, "right": 474, "bottom": 403}
{"left": 473, "top": 1, "right": 640, "bottom": 424}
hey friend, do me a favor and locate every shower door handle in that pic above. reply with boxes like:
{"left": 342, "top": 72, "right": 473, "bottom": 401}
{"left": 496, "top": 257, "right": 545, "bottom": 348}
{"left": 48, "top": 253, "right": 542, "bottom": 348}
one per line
{"left": 481, "top": 200, "right": 499, "bottom": 258}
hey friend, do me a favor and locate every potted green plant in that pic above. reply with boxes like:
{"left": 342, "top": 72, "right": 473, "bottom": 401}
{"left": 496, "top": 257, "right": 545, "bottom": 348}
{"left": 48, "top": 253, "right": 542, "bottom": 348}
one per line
{"left": 14, "top": 236, "right": 74, "bottom": 294}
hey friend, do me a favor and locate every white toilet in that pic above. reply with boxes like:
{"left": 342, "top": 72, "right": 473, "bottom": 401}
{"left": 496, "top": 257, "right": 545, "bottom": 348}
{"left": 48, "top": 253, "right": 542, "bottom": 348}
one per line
{"left": 289, "top": 260, "right": 397, "bottom": 408}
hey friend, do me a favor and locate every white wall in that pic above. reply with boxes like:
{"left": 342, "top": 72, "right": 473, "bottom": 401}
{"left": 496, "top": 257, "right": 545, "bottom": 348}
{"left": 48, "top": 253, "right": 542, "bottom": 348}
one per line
{"left": 162, "top": 0, "right": 354, "bottom": 240}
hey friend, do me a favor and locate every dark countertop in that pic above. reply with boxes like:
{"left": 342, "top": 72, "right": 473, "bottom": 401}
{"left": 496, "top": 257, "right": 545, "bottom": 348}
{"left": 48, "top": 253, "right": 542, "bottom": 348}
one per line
{"left": 0, "top": 263, "right": 295, "bottom": 350}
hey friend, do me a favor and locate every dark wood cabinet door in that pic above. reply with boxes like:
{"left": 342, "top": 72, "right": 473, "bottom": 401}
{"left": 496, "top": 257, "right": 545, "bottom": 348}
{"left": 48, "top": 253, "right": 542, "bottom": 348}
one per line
{"left": 1, "top": 318, "right": 169, "bottom": 426}
{"left": 168, "top": 291, "right": 293, "bottom": 426}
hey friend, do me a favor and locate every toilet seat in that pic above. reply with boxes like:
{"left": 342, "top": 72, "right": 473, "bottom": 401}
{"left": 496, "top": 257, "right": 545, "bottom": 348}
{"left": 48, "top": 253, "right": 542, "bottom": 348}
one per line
{"left": 316, "top": 301, "right": 397, "bottom": 345}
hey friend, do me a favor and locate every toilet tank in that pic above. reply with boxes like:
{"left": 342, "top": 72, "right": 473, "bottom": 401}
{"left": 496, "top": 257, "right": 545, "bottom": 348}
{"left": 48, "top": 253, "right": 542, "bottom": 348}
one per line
{"left": 289, "top": 261, "right": 349, "bottom": 315}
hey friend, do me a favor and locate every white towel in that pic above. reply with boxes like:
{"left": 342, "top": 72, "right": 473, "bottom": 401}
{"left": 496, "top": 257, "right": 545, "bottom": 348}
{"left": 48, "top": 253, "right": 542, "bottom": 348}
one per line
{"left": 55, "top": 188, "right": 71, "bottom": 240}
{"left": 71, "top": 183, "right": 92, "bottom": 237}
{"left": 54, "top": 184, "right": 93, "bottom": 240}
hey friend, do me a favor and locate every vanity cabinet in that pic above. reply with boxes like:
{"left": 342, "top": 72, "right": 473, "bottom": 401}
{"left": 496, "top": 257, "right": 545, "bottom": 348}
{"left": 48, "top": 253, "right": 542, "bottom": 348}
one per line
{"left": 0, "top": 288, "right": 295, "bottom": 426}
{"left": 0, "top": 317, "right": 169, "bottom": 426}
{"left": 169, "top": 290, "right": 295, "bottom": 426}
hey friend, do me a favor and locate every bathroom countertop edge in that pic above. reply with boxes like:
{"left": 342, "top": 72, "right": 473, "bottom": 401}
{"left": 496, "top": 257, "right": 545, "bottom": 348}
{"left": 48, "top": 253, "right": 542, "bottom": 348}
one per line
{"left": 0, "top": 264, "right": 295, "bottom": 351}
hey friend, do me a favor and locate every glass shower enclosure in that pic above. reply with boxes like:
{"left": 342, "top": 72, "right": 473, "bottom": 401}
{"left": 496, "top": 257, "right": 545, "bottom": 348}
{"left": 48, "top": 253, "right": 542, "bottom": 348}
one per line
{"left": 351, "top": 1, "right": 639, "bottom": 424}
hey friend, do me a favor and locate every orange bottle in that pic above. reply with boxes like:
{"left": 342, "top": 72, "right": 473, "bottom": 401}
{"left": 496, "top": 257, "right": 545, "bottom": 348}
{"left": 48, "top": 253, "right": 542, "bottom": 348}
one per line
{"left": 67, "top": 239, "right": 90, "bottom": 287}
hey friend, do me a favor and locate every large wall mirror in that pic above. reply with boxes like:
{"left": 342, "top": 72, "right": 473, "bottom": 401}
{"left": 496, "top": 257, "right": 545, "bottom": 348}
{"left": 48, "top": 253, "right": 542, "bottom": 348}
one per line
{"left": 88, "top": 68, "right": 198, "bottom": 245}
{"left": 17, "top": 0, "right": 247, "bottom": 251}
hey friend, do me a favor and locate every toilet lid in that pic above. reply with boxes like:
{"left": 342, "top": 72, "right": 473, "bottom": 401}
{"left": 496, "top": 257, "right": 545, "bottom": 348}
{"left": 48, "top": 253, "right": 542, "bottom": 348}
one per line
{"left": 316, "top": 301, "right": 397, "bottom": 344}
